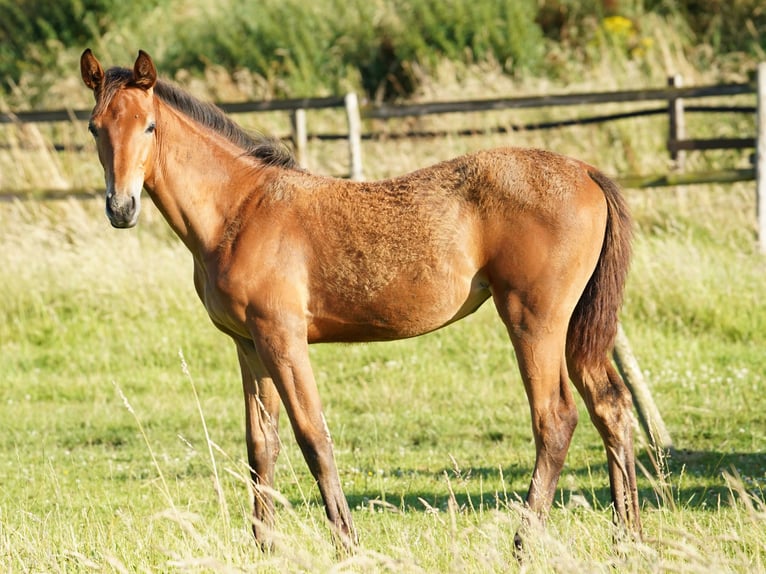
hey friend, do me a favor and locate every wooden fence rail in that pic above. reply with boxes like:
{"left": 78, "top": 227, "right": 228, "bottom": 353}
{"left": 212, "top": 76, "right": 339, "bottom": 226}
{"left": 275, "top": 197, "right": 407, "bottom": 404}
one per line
{"left": 0, "top": 96, "right": 347, "bottom": 124}
{"left": 0, "top": 80, "right": 757, "bottom": 159}
{"left": 364, "top": 83, "right": 754, "bottom": 118}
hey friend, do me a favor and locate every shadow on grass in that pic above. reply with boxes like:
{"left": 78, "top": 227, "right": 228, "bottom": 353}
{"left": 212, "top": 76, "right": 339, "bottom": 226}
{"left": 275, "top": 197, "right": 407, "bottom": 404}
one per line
{"left": 336, "top": 448, "right": 766, "bottom": 515}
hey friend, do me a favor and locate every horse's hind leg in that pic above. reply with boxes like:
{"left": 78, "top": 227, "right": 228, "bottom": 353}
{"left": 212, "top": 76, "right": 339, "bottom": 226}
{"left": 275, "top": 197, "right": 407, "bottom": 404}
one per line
{"left": 568, "top": 359, "right": 642, "bottom": 537}
{"left": 494, "top": 293, "right": 579, "bottom": 532}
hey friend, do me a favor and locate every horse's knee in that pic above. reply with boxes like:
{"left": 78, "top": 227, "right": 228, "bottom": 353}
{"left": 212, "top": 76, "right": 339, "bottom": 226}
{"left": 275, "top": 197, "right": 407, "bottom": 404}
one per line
{"left": 560, "top": 396, "right": 579, "bottom": 433}
{"left": 295, "top": 432, "right": 334, "bottom": 475}
{"left": 573, "top": 364, "right": 632, "bottom": 428}
{"left": 591, "top": 377, "right": 633, "bottom": 433}
{"left": 249, "top": 427, "right": 277, "bottom": 459}
{"left": 534, "top": 395, "right": 579, "bottom": 450}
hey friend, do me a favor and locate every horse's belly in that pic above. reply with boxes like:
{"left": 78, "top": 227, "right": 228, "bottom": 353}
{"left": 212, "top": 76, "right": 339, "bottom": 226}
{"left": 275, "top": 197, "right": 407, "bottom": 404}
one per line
{"left": 307, "top": 271, "right": 491, "bottom": 343}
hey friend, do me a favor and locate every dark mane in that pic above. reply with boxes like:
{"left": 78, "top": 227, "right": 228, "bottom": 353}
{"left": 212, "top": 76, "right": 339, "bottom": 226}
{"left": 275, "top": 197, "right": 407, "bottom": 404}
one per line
{"left": 98, "top": 67, "right": 298, "bottom": 169}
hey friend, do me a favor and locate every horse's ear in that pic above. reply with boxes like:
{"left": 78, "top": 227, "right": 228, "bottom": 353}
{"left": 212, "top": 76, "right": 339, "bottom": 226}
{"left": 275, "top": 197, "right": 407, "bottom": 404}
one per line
{"left": 80, "top": 48, "right": 104, "bottom": 91}
{"left": 133, "top": 50, "right": 157, "bottom": 90}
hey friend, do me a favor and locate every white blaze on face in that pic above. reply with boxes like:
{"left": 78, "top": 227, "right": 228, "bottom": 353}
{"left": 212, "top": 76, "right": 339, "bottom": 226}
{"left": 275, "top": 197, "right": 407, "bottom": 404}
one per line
{"left": 98, "top": 91, "right": 156, "bottom": 229}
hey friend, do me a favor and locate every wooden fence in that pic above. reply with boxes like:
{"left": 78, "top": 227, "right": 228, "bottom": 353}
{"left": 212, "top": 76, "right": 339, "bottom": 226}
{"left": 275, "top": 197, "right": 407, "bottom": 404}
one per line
{"left": 2, "top": 65, "right": 765, "bottom": 251}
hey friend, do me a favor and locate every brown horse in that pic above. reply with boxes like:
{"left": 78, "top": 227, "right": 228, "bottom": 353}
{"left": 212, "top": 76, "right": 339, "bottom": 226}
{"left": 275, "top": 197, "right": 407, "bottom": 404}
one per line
{"left": 80, "top": 49, "right": 640, "bottom": 548}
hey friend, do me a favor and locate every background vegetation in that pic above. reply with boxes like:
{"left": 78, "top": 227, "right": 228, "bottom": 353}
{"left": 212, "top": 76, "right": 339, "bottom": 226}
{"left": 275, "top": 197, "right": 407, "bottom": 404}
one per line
{"left": 0, "top": 0, "right": 765, "bottom": 571}
{"left": 1, "top": 0, "right": 765, "bottom": 106}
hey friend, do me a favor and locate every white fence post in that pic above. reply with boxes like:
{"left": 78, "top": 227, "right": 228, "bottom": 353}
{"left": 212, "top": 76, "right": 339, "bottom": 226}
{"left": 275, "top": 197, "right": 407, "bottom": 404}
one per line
{"left": 757, "top": 62, "right": 766, "bottom": 254}
{"left": 290, "top": 108, "right": 308, "bottom": 169}
{"left": 345, "top": 93, "right": 363, "bottom": 181}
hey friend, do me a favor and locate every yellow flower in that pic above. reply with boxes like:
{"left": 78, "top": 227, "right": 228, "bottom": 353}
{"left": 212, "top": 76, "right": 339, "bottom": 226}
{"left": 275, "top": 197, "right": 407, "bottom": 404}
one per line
{"left": 603, "top": 15, "right": 635, "bottom": 38}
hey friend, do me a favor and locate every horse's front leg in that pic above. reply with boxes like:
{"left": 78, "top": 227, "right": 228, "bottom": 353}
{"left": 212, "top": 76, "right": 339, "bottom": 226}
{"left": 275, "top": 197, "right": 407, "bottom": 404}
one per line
{"left": 250, "top": 320, "right": 358, "bottom": 549}
{"left": 236, "top": 340, "right": 282, "bottom": 549}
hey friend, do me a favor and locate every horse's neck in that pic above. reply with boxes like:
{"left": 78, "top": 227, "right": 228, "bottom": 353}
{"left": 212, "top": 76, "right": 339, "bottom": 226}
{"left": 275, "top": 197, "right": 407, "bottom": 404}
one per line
{"left": 145, "top": 103, "right": 253, "bottom": 258}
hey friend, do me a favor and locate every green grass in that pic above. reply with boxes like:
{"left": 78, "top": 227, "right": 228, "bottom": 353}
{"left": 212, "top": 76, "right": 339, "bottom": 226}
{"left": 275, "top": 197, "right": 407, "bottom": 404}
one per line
{"left": 0, "top": 169, "right": 765, "bottom": 572}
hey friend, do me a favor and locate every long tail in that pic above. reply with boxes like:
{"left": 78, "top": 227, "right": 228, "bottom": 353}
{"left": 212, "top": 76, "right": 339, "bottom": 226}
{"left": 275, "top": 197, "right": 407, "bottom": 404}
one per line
{"left": 567, "top": 170, "right": 633, "bottom": 370}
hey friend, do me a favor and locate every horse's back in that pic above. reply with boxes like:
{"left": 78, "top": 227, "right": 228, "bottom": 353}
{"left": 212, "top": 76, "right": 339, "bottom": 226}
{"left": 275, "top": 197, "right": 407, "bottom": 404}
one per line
{"left": 294, "top": 148, "right": 607, "bottom": 337}
{"left": 224, "top": 146, "right": 613, "bottom": 343}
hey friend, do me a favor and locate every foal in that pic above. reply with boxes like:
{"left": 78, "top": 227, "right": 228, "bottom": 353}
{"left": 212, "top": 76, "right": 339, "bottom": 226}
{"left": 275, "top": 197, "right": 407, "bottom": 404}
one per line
{"left": 80, "top": 49, "right": 639, "bottom": 548}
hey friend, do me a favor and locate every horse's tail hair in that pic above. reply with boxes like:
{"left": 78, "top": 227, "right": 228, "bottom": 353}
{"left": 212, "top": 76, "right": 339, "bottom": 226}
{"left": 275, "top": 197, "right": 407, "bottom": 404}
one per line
{"left": 567, "top": 170, "right": 632, "bottom": 370}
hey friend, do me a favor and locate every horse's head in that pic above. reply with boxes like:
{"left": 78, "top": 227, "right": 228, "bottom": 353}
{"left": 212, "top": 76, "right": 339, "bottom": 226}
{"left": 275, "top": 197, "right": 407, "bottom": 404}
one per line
{"left": 80, "top": 49, "right": 158, "bottom": 228}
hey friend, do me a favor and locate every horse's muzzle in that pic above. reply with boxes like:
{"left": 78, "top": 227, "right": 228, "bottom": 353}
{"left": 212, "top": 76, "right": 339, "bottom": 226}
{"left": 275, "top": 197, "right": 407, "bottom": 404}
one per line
{"left": 106, "top": 191, "right": 139, "bottom": 228}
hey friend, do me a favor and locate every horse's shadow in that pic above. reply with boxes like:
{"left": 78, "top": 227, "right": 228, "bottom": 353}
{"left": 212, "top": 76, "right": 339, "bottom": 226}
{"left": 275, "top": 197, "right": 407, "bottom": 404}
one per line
{"left": 340, "top": 449, "right": 766, "bottom": 514}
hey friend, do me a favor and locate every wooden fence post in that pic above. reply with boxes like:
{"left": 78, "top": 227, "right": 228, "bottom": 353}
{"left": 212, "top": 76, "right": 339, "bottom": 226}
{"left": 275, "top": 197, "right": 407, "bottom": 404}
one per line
{"left": 612, "top": 324, "right": 674, "bottom": 451}
{"left": 345, "top": 93, "right": 364, "bottom": 180}
{"left": 290, "top": 108, "right": 308, "bottom": 169}
{"left": 668, "top": 74, "right": 686, "bottom": 171}
{"left": 757, "top": 62, "right": 766, "bottom": 254}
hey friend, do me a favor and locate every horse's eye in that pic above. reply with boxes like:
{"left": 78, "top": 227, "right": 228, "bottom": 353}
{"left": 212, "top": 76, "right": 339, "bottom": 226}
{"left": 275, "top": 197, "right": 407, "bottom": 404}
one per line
{"left": 146, "top": 121, "right": 156, "bottom": 134}
{"left": 88, "top": 121, "right": 98, "bottom": 138}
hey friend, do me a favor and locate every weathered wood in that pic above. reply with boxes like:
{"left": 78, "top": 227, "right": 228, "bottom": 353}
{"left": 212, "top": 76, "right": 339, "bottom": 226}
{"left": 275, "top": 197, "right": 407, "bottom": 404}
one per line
{"left": 758, "top": 63, "right": 766, "bottom": 254}
{"left": 217, "top": 96, "right": 346, "bottom": 114}
{"left": 613, "top": 324, "right": 674, "bottom": 451}
{"left": 667, "top": 137, "right": 755, "bottom": 152}
{"left": 365, "top": 83, "right": 755, "bottom": 119}
{"left": 0, "top": 96, "right": 347, "bottom": 124}
{"left": 290, "top": 108, "right": 308, "bottom": 169}
{"left": 668, "top": 75, "right": 687, "bottom": 170}
{"left": 0, "top": 189, "right": 100, "bottom": 201}
{"left": 344, "top": 93, "right": 363, "bottom": 181}
{"left": 0, "top": 109, "right": 90, "bottom": 124}
{"left": 618, "top": 168, "right": 755, "bottom": 189}
{"left": 3, "top": 82, "right": 755, "bottom": 125}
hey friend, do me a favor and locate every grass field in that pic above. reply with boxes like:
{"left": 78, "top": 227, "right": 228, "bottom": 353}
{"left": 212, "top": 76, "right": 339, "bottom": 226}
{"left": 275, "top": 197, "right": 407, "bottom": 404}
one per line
{"left": 1, "top": 159, "right": 765, "bottom": 572}
{"left": 1, "top": 51, "right": 766, "bottom": 570}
